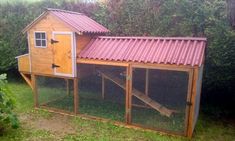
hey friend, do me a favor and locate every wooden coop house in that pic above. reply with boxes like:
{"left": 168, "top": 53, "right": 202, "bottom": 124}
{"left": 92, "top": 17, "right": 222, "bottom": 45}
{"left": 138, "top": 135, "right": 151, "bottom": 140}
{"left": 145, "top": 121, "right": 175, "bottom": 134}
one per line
{"left": 16, "top": 8, "right": 206, "bottom": 138}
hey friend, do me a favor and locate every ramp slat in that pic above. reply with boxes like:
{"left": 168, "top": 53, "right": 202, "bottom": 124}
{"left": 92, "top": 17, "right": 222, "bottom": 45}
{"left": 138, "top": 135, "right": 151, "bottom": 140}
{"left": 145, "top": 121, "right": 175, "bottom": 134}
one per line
{"left": 98, "top": 70, "right": 173, "bottom": 117}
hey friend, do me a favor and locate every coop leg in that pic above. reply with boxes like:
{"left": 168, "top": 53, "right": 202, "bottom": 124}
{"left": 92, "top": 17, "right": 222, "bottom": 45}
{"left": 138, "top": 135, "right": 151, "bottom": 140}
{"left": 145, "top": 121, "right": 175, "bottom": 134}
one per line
{"left": 65, "top": 79, "right": 70, "bottom": 96}
{"left": 31, "top": 74, "right": 38, "bottom": 108}
{"left": 74, "top": 77, "right": 78, "bottom": 114}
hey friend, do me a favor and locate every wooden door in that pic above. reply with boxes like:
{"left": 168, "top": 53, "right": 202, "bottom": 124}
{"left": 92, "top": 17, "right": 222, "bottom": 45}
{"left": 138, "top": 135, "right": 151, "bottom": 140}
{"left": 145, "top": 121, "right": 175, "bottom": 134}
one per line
{"left": 53, "top": 32, "right": 74, "bottom": 77}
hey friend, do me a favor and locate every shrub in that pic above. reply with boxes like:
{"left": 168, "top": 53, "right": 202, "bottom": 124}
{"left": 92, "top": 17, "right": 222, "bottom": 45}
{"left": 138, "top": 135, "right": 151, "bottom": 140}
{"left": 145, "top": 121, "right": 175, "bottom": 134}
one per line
{"left": 0, "top": 74, "right": 19, "bottom": 134}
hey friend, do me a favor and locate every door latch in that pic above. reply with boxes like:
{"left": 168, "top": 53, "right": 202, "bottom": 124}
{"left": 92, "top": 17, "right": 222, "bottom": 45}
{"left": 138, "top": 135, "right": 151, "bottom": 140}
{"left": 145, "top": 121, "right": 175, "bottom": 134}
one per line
{"left": 52, "top": 63, "right": 60, "bottom": 68}
{"left": 51, "top": 39, "right": 59, "bottom": 44}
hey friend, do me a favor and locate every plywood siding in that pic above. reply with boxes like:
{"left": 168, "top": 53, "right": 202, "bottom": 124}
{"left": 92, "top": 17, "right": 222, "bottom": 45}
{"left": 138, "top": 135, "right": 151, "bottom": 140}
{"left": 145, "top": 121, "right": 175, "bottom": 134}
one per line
{"left": 193, "top": 65, "right": 204, "bottom": 129}
{"left": 18, "top": 54, "right": 30, "bottom": 72}
{"left": 76, "top": 34, "right": 92, "bottom": 55}
{"left": 28, "top": 13, "right": 72, "bottom": 75}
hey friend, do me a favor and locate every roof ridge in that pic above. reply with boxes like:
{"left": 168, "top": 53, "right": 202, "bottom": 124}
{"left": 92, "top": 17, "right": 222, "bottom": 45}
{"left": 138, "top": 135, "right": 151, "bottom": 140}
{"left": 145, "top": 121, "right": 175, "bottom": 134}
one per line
{"left": 96, "top": 36, "right": 207, "bottom": 41}
{"left": 46, "top": 8, "right": 83, "bottom": 15}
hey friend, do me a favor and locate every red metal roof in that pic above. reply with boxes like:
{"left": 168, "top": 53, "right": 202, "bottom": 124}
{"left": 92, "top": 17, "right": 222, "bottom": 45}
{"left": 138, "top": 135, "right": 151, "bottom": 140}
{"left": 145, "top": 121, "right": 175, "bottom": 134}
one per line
{"left": 79, "top": 36, "right": 207, "bottom": 67}
{"left": 49, "top": 9, "right": 109, "bottom": 34}
{"left": 22, "top": 8, "right": 109, "bottom": 34}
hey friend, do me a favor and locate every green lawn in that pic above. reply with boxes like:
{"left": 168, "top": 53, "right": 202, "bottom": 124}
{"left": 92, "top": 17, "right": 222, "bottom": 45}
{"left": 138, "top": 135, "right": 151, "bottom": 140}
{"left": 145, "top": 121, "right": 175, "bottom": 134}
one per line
{"left": 0, "top": 82, "right": 235, "bottom": 141}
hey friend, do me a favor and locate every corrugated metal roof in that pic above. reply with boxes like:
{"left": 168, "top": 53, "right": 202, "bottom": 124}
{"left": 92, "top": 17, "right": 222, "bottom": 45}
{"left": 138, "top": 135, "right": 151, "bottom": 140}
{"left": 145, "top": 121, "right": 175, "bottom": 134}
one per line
{"left": 79, "top": 36, "right": 207, "bottom": 67}
{"left": 22, "top": 8, "right": 110, "bottom": 34}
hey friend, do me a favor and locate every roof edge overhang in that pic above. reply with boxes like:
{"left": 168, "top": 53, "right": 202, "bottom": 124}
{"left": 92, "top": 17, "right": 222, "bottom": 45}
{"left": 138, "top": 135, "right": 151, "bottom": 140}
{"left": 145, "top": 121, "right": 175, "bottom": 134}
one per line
{"left": 95, "top": 36, "right": 207, "bottom": 41}
{"left": 22, "top": 11, "right": 48, "bottom": 34}
{"left": 22, "top": 9, "right": 110, "bottom": 34}
{"left": 77, "top": 58, "right": 198, "bottom": 70}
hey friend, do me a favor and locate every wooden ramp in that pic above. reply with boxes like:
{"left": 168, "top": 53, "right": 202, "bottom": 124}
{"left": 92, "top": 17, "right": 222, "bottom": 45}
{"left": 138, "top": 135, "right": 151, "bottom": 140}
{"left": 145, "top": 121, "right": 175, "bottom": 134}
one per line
{"left": 98, "top": 70, "right": 173, "bottom": 117}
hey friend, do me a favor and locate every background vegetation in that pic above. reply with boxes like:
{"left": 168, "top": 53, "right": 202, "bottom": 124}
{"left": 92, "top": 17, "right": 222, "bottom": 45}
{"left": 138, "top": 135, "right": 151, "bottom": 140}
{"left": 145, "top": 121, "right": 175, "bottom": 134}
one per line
{"left": 0, "top": 0, "right": 234, "bottom": 118}
{"left": 0, "top": 74, "right": 19, "bottom": 133}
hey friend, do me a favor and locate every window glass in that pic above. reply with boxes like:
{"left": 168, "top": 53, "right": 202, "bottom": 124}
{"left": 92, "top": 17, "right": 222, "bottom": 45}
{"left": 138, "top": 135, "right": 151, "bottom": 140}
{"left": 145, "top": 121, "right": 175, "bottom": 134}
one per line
{"left": 36, "top": 40, "right": 41, "bottom": 46}
{"left": 41, "top": 33, "right": 45, "bottom": 39}
{"left": 41, "top": 40, "right": 46, "bottom": 46}
{"left": 35, "top": 32, "right": 46, "bottom": 47}
{"left": 36, "top": 33, "right": 41, "bottom": 38}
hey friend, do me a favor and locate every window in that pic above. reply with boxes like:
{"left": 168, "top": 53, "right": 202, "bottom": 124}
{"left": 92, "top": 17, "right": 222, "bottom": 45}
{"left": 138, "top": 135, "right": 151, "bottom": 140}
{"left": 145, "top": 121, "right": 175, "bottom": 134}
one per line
{"left": 35, "top": 32, "right": 47, "bottom": 48}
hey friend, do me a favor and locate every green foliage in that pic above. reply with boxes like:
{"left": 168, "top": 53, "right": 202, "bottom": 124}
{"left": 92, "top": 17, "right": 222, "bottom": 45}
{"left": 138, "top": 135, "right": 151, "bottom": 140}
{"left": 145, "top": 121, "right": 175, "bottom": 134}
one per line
{"left": 0, "top": 74, "right": 19, "bottom": 133}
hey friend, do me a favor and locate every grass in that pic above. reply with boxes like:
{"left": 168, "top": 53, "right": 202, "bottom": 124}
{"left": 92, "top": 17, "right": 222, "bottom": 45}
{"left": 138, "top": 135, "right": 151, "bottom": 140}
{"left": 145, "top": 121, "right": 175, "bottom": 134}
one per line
{"left": 0, "top": 82, "right": 235, "bottom": 141}
{"left": 43, "top": 91, "right": 185, "bottom": 132}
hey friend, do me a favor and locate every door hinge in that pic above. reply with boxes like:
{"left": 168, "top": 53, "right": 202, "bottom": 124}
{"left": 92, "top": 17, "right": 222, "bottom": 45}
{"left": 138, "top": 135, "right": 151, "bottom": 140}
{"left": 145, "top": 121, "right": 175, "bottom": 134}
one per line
{"left": 51, "top": 39, "right": 59, "bottom": 44}
{"left": 52, "top": 63, "right": 60, "bottom": 68}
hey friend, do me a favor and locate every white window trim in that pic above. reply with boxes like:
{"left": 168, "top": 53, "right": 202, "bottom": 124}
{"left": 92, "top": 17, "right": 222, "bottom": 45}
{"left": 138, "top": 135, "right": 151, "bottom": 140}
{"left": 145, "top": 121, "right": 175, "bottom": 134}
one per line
{"left": 34, "top": 31, "right": 47, "bottom": 48}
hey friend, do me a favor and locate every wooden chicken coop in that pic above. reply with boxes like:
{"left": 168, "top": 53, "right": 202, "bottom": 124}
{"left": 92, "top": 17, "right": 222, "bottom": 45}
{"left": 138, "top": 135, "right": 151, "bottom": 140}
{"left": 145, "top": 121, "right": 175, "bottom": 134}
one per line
{"left": 16, "top": 8, "right": 206, "bottom": 138}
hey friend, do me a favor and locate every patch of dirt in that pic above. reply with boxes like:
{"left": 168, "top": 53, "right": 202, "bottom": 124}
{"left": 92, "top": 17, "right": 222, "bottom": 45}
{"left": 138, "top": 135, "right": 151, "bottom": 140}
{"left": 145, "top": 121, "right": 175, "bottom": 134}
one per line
{"left": 19, "top": 113, "right": 76, "bottom": 137}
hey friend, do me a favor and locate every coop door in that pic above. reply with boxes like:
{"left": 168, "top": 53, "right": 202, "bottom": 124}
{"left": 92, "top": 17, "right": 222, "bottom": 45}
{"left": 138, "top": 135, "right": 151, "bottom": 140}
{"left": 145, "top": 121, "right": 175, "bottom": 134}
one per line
{"left": 52, "top": 32, "right": 75, "bottom": 77}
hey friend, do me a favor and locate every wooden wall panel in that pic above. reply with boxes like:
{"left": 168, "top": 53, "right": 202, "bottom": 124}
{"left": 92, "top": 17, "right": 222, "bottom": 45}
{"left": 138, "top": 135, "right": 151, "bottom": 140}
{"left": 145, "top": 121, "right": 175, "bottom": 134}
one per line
{"left": 28, "top": 13, "right": 72, "bottom": 75}
{"left": 18, "top": 55, "right": 30, "bottom": 72}
{"left": 76, "top": 34, "right": 92, "bottom": 55}
{"left": 193, "top": 65, "right": 204, "bottom": 129}
{"left": 187, "top": 66, "right": 203, "bottom": 138}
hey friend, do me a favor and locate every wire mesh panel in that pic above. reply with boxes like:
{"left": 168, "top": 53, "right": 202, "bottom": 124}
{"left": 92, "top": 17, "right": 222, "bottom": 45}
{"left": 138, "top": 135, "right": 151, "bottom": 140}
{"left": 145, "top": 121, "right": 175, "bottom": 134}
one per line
{"left": 78, "top": 64, "right": 126, "bottom": 122}
{"left": 131, "top": 68, "right": 189, "bottom": 134}
{"left": 37, "top": 76, "right": 74, "bottom": 112}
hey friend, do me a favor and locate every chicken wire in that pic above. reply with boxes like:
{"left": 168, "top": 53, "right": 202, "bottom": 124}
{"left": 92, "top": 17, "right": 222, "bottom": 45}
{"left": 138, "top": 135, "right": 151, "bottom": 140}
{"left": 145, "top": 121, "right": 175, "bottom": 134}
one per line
{"left": 131, "top": 68, "right": 189, "bottom": 134}
{"left": 35, "top": 65, "right": 190, "bottom": 134}
{"left": 78, "top": 64, "right": 126, "bottom": 122}
{"left": 37, "top": 76, "right": 74, "bottom": 112}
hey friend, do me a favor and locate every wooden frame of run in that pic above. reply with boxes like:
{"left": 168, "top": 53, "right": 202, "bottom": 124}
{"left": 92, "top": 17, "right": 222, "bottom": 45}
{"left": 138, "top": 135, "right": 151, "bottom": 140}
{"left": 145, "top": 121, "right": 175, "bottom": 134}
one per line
{"left": 24, "top": 59, "right": 199, "bottom": 138}
{"left": 131, "top": 63, "right": 194, "bottom": 137}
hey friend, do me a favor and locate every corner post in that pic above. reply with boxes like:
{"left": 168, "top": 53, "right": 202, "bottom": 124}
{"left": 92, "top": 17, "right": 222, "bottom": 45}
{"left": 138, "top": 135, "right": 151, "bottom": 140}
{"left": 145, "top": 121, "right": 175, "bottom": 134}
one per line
{"left": 74, "top": 77, "right": 78, "bottom": 114}
{"left": 125, "top": 64, "right": 133, "bottom": 124}
{"left": 186, "top": 68, "right": 198, "bottom": 138}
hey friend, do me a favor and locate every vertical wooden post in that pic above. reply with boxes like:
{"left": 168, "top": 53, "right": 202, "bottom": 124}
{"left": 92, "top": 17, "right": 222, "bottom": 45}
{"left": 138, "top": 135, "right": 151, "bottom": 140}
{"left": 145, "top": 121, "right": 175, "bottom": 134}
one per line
{"left": 185, "top": 68, "right": 197, "bottom": 138}
{"left": 31, "top": 74, "right": 38, "bottom": 108}
{"left": 125, "top": 65, "right": 133, "bottom": 124}
{"left": 74, "top": 77, "right": 78, "bottom": 115}
{"left": 144, "top": 69, "right": 149, "bottom": 107}
{"left": 102, "top": 75, "right": 105, "bottom": 99}
{"left": 66, "top": 79, "right": 70, "bottom": 96}
{"left": 145, "top": 69, "right": 149, "bottom": 96}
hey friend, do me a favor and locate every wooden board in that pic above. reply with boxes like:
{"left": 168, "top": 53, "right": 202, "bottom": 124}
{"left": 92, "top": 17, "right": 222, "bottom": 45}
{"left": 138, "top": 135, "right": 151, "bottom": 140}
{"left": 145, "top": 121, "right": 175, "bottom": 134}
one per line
{"left": 187, "top": 68, "right": 199, "bottom": 138}
{"left": 76, "top": 34, "right": 92, "bottom": 55}
{"left": 98, "top": 70, "right": 174, "bottom": 117}
{"left": 20, "top": 73, "right": 32, "bottom": 89}
{"left": 53, "top": 33, "right": 73, "bottom": 75}
{"left": 193, "top": 66, "right": 204, "bottom": 130}
{"left": 18, "top": 54, "right": 30, "bottom": 72}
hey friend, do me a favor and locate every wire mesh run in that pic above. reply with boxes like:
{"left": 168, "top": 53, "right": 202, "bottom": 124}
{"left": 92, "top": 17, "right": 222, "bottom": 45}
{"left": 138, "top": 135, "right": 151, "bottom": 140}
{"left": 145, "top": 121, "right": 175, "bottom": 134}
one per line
{"left": 131, "top": 68, "right": 189, "bottom": 134}
{"left": 78, "top": 64, "right": 126, "bottom": 122}
{"left": 37, "top": 76, "right": 74, "bottom": 112}
{"left": 35, "top": 65, "right": 191, "bottom": 135}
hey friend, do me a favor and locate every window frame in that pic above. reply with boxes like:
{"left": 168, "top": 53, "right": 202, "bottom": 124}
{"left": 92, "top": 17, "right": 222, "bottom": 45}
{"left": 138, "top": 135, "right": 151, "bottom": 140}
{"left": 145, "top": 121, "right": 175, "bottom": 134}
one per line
{"left": 34, "top": 31, "right": 47, "bottom": 48}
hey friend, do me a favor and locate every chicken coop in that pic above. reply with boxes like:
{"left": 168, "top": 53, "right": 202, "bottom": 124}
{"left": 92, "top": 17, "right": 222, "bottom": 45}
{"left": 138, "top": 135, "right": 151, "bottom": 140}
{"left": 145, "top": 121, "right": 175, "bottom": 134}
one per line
{"left": 16, "top": 8, "right": 206, "bottom": 138}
